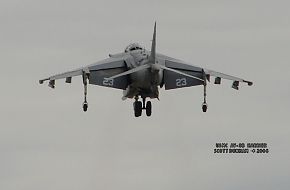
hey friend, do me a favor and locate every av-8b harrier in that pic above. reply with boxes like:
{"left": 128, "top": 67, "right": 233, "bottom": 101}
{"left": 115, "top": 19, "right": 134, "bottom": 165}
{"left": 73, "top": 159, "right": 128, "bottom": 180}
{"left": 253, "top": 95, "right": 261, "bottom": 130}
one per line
{"left": 39, "top": 23, "right": 253, "bottom": 117}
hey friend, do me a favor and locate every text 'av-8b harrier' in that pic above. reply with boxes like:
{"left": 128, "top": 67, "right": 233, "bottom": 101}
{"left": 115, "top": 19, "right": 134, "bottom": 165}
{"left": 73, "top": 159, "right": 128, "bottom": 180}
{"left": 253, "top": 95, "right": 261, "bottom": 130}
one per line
{"left": 39, "top": 23, "right": 253, "bottom": 117}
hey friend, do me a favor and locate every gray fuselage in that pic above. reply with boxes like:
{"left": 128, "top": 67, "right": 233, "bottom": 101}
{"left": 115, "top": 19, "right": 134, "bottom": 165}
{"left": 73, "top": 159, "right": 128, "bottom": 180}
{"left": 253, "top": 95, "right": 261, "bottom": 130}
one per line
{"left": 122, "top": 49, "right": 163, "bottom": 99}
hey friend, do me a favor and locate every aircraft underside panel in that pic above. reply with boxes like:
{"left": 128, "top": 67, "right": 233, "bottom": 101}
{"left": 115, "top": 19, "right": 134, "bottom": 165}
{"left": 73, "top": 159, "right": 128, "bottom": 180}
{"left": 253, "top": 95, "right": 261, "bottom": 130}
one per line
{"left": 164, "top": 69, "right": 203, "bottom": 90}
{"left": 89, "top": 68, "right": 129, "bottom": 90}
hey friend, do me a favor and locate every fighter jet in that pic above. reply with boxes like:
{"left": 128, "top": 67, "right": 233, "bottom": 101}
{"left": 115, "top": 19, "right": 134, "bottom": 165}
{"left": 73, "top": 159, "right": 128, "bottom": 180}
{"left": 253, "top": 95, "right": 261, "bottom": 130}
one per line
{"left": 39, "top": 23, "right": 253, "bottom": 117}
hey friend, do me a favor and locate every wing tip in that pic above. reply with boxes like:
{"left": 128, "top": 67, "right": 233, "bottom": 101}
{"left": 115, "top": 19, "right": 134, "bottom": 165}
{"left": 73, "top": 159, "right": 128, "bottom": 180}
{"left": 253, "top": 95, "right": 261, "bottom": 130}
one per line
{"left": 39, "top": 78, "right": 49, "bottom": 84}
{"left": 244, "top": 80, "right": 253, "bottom": 86}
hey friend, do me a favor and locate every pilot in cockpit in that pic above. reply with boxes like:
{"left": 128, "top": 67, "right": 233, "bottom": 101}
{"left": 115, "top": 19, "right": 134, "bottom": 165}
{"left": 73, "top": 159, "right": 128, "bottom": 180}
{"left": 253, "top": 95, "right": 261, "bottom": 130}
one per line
{"left": 124, "top": 43, "right": 144, "bottom": 52}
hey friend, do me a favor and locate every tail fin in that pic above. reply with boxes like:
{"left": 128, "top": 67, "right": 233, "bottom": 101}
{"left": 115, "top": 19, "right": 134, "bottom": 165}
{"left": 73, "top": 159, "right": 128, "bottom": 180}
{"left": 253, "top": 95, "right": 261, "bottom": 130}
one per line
{"left": 149, "top": 22, "right": 156, "bottom": 64}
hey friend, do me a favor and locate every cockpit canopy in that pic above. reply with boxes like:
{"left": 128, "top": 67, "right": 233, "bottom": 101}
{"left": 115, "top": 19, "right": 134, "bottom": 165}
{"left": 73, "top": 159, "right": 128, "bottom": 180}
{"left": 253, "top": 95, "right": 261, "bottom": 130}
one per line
{"left": 124, "top": 43, "right": 144, "bottom": 52}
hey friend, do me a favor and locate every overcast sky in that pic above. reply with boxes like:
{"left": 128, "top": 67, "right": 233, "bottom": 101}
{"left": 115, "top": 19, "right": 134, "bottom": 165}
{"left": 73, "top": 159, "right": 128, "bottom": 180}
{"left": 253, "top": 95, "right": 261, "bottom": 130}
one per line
{"left": 0, "top": 0, "right": 290, "bottom": 189}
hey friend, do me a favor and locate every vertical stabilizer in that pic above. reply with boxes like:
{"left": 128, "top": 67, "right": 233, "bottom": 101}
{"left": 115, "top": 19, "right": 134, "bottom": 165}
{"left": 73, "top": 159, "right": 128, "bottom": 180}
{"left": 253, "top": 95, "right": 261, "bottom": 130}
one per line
{"left": 149, "top": 22, "right": 156, "bottom": 64}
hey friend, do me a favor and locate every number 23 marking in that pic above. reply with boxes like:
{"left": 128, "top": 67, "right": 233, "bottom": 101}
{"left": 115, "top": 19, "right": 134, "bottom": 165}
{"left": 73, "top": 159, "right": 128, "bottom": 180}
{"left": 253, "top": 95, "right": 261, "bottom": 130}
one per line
{"left": 176, "top": 78, "right": 187, "bottom": 87}
{"left": 103, "top": 78, "right": 114, "bottom": 86}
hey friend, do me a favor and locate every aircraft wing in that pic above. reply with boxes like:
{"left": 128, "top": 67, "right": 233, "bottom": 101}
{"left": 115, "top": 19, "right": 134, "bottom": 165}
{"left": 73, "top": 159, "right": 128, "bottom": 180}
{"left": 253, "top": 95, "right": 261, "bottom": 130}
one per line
{"left": 39, "top": 57, "right": 129, "bottom": 90}
{"left": 157, "top": 53, "right": 253, "bottom": 90}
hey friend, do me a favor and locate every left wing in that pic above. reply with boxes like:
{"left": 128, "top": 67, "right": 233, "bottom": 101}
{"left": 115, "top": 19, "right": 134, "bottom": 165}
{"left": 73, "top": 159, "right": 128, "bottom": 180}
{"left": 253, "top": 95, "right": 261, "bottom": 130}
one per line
{"left": 157, "top": 53, "right": 253, "bottom": 90}
{"left": 39, "top": 57, "right": 129, "bottom": 90}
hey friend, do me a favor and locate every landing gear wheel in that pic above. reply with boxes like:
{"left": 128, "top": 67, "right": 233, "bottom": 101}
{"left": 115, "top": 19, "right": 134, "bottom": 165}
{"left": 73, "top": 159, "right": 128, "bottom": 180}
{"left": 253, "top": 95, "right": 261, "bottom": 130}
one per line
{"left": 134, "top": 101, "right": 142, "bottom": 117}
{"left": 83, "top": 102, "right": 88, "bottom": 112}
{"left": 202, "top": 103, "right": 207, "bottom": 112}
{"left": 146, "top": 101, "right": 152, "bottom": 116}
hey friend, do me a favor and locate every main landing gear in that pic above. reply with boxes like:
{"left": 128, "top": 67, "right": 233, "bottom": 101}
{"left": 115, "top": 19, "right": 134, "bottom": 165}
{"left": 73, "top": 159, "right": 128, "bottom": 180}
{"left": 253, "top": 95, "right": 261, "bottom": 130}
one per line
{"left": 133, "top": 96, "right": 152, "bottom": 117}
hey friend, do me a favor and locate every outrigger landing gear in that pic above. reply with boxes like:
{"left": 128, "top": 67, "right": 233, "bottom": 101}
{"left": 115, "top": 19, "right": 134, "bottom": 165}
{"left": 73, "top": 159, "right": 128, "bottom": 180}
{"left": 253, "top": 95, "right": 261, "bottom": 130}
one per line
{"left": 83, "top": 101, "right": 88, "bottom": 112}
{"left": 202, "top": 102, "right": 207, "bottom": 112}
{"left": 82, "top": 71, "right": 89, "bottom": 112}
{"left": 202, "top": 71, "right": 208, "bottom": 113}
{"left": 133, "top": 96, "right": 152, "bottom": 117}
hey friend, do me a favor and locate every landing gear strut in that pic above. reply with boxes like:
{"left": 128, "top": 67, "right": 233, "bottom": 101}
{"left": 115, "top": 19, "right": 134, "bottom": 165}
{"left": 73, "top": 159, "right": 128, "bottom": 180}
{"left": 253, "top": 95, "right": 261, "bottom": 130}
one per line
{"left": 202, "top": 71, "right": 208, "bottom": 113}
{"left": 133, "top": 96, "right": 152, "bottom": 117}
{"left": 82, "top": 71, "right": 89, "bottom": 112}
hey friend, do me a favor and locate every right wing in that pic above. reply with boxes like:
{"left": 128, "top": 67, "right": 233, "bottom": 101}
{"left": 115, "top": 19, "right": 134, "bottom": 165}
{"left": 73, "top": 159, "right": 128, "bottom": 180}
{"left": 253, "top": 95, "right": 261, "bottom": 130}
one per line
{"left": 39, "top": 57, "right": 130, "bottom": 90}
{"left": 157, "top": 53, "right": 253, "bottom": 90}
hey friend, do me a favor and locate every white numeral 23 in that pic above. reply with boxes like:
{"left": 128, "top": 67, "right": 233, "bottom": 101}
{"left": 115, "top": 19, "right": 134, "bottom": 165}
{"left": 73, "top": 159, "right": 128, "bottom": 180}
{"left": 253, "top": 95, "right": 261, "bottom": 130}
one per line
{"left": 103, "top": 78, "right": 114, "bottom": 86}
{"left": 176, "top": 78, "right": 187, "bottom": 87}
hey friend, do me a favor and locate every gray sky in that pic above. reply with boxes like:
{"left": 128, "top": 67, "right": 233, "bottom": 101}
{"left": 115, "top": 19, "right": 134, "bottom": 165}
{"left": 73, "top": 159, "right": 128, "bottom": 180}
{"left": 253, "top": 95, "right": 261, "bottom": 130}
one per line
{"left": 1, "top": 0, "right": 290, "bottom": 189}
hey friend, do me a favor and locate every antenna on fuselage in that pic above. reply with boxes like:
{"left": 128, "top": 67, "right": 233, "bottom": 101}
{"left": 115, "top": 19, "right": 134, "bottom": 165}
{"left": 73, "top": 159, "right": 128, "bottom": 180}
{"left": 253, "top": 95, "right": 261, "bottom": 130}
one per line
{"left": 149, "top": 22, "right": 156, "bottom": 64}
